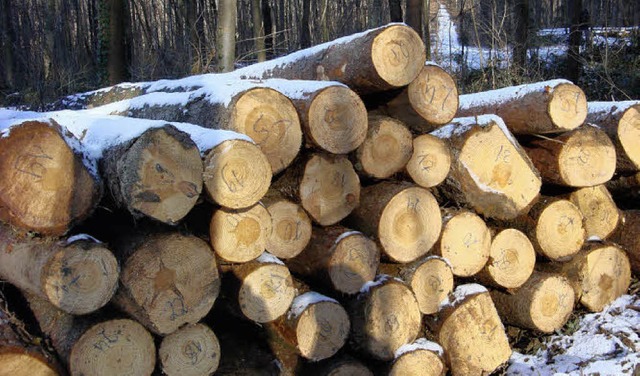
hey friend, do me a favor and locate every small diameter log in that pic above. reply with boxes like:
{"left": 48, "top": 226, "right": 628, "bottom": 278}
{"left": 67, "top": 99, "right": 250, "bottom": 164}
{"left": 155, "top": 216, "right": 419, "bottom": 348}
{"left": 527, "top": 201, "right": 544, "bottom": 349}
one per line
{"left": 347, "top": 181, "right": 441, "bottom": 263}
{"left": 349, "top": 276, "right": 422, "bottom": 361}
{"left": 375, "top": 63, "right": 459, "bottom": 133}
{"left": 587, "top": 101, "right": 640, "bottom": 172}
{"left": 432, "top": 209, "right": 491, "bottom": 277}
{"left": 0, "top": 120, "right": 101, "bottom": 235}
{"left": 568, "top": 185, "right": 621, "bottom": 240}
{"left": 379, "top": 256, "right": 454, "bottom": 315}
{"left": 490, "top": 272, "right": 575, "bottom": 333}
{"left": 274, "top": 153, "right": 360, "bottom": 226}
{"left": 0, "top": 225, "right": 119, "bottom": 315}
{"left": 405, "top": 134, "right": 452, "bottom": 188}
{"left": 457, "top": 79, "right": 587, "bottom": 134}
{"left": 235, "top": 24, "right": 426, "bottom": 94}
{"left": 476, "top": 228, "right": 535, "bottom": 289}
{"left": 434, "top": 284, "right": 511, "bottom": 376}
{"left": 286, "top": 226, "right": 380, "bottom": 295}
{"left": 261, "top": 190, "right": 312, "bottom": 259}
{"left": 431, "top": 115, "right": 541, "bottom": 220}
{"left": 609, "top": 210, "right": 640, "bottom": 274}
{"left": 114, "top": 233, "right": 220, "bottom": 335}
{"left": 159, "top": 323, "right": 221, "bottom": 376}
{"left": 542, "top": 243, "right": 631, "bottom": 312}
{"left": 523, "top": 125, "right": 616, "bottom": 187}
{"left": 354, "top": 115, "right": 413, "bottom": 179}
{"left": 101, "top": 124, "right": 203, "bottom": 224}
{"left": 210, "top": 202, "right": 272, "bottom": 263}
{"left": 202, "top": 139, "right": 271, "bottom": 210}
{"left": 390, "top": 338, "right": 446, "bottom": 376}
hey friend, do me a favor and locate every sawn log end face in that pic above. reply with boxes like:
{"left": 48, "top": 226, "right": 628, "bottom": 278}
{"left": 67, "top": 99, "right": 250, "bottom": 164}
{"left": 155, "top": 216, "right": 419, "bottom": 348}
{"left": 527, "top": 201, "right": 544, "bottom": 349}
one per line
{"left": 296, "top": 300, "right": 350, "bottom": 361}
{"left": 159, "top": 323, "right": 221, "bottom": 376}
{"left": 548, "top": 83, "right": 588, "bottom": 132}
{"left": 210, "top": 203, "right": 272, "bottom": 263}
{"left": 371, "top": 25, "right": 426, "bottom": 88}
{"left": 557, "top": 126, "right": 617, "bottom": 187}
{"left": 238, "top": 263, "right": 295, "bottom": 323}
{"left": 407, "top": 65, "right": 459, "bottom": 127}
{"left": 390, "top": 348, "right": 446, "bottom": 376}
{"left": 617, "top": 104, "right": 640, "bottom": 170}
{"left": 328, "top": 233, "right": 380, "bottom": 295}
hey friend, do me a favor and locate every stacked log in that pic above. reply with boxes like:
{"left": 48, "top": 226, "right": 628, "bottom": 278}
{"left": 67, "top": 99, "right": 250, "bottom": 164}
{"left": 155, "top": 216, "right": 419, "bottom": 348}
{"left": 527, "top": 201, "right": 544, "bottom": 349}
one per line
{"left": 0, "top": 23, "right": 637, "bottom": 376}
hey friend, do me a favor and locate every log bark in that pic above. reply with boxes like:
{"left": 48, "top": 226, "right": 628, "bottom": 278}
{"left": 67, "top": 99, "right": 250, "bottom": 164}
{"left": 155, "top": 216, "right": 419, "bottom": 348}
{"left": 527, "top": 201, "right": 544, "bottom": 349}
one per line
{"left": 0, "top": 120, "right": 101, "bottom": 235}
{"left": 113, "top": 232, "right": 220, "bottom": 335}
{"left": 523, "top": 125, "right": 616, "bottom": 187}
{"left": 101, "top": 124, "right": 203, "bottom": 224}
{"left": 457, "top": 79, "right": 587, "bottom": 134}
{"left": 346, "top": 181, "right": 441, "bottom": 263}
{"left": 235, "top": 24, "right": 426, "bottom": 94}
{"left": 0, "top": 225, "right": 119, "bottom": 315}
{"left": 159, "top": 323, "right": 221, "bottom": 376}
{"left": 210, "top": 202, "right": 272, "bottom": 263}
{"left": 353, "top": 115, "right": 413, "bottom": 179}
{"left": 431, "top": 115, "right": 541, "bottom": 220}
{"left": 476, "top": 228, "right": 535, "bottom": 289}
{"left": 586, "top": 101, "right": 640, "bottom": 173}
{"left": 261, "top": 190, "right": 312, "bottom": 260}
{"left": 609, "top": 210, "right": 640, "bottom": 274}
{"left": 490, "top": 272, "right": 575, "bottom": 333}
{"left": 605, "top": 172, "right": 640, "bottom": 209}
{"left": 273, "top": 153, "right": 360, "bottom": 226}
{"left": 390, "top": 339, "right": 446, "bottom": 376}
{"left": 348, "top": 276, "right": 422, "bottom": 361}
{"left": 286, "top": 225, "right": 380, "bottom": 295}
{"left": 405, "top": 134, "right": 451, "bottom": 188}
{"left": 567, "top": 185, "right": 621, "bottom": 240}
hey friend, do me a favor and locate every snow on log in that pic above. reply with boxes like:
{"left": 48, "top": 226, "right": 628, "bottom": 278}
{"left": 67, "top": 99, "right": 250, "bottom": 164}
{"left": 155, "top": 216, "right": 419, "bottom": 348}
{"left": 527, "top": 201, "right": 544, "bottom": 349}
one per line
{"left": 431, "top": 115, "right": 541, "bottom": 220}
{"left": 390, "top": 338, "right": 446, "bottom": 376}
{"left": 587, "top": 101, "right": 640, "bottom": 173}
{"left": 458, "top": 79, "right": 587, "bottom": 134}
{"left": 609, "top": 210, "right": 640, "bottom": 275}
{"left": 261, "top": 190, "right": 312, "bottom": 260}
{"left": 159, "top": 323, "right": 221, "bottom": 376}
{"left": 405, "top": 133, "right": 452, "bottom": 188}
{"left": 476, "top": 228, "right": 536, "bottom": 289}
{"left": 566, "top": 185, "right": 621, "bottom": 240}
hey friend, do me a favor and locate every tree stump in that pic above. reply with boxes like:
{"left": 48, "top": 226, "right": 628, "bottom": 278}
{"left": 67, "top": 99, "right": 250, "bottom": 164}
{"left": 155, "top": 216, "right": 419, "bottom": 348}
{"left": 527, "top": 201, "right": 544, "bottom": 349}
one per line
{"left": 567, "top": 185, "right": 621, "bottom": 240}
{"left": 405, "top": 134, "right": 452, "bottom": 188}
{"left": 390, "top": 338, "right": 446, "bottom": 376}
{"left": 261, "top": 190, "right": 312, "bottom": 260}
{"left": 476, "top": 228, "right": 536, "bottom": 289}
{"left": 159, "top": 323, "right": 221, "bottom": 376}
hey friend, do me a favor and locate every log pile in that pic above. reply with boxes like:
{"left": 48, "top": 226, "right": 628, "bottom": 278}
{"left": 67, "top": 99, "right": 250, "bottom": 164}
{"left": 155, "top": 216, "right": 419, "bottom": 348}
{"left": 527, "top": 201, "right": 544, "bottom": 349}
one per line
{"left": 0, "top": 23, "right": 637, "bottom": 376}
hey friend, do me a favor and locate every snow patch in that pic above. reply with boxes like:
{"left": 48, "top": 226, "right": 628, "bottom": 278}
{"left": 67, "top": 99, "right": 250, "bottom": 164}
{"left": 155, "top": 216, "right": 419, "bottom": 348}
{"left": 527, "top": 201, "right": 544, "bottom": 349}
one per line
{"left": 439, "top": 283, "right": 487, "bottom": 309}
{"left": 395, "top": 338, "right": 444, "bottom": 359}
{"left": 359, "top": 274, "right": 404, "bottom": 295}
{"left": 422, "top": 255, "right": 454, "bottom": 270}
{"left": 587, "top": 235, "right": 603, "bottom": 242}
{"left": 588, "top": 101, "right": 640, "bottom": 117}
{"left": 256, "top": 252, "right": 285, "bottom": 265}
{"left": 459, "top": 79, "right": 572, "bottom": 111}
{"left": 335, "top": 230, "right": 362, "bottom": 245}
{"left": 287, "top": 292, "right": 338, "bottom": 320}
{"left": 65, "top": 234, "right": 102, "bottom": 244}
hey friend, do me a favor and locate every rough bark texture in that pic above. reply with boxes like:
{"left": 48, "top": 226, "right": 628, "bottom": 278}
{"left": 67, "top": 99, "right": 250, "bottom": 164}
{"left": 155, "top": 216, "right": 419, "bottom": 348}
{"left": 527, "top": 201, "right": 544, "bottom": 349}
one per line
{"left": 405, "top": 134, "right": 451, "bottom": 188}
{"left": 159, "top": 323, "right": 221, "bottom": 376}
{"left": 609, "top": 210, "right": 640, "bottom": 275}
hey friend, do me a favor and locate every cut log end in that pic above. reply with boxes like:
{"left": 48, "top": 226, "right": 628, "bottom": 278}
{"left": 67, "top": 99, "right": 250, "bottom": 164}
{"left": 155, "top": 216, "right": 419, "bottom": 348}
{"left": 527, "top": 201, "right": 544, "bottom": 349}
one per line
{"left": 356, "top": 115, "right": 413, "bottom": 179}
{"left": 238, "top": 263, "right": 296, "bottom": 323}
{"left": 203, "top": 139, "right": 272, "bottom": 209}
{"left": 410, "top": 258, "right": 454, "bottom": 315}
{"left": 406, "top": 134, "right": 451, "bottom": 188}
{"left": 295, "top": 300, "right": 350, "bottom": 361}
{"left": 557, "top": 127, "right": 616, "bottom": 187}
{"left": 438, "top": 211, "right": 491, "bottom": 277}
{"left": 308, "top": 86, "right": 368, "bottom": 154}
{"left": 482, "top": 228, "right": 535, "bottom": 289}
{"left": 231, "top": 87, "right": 302, "bottom": 174}
{"left": 0, "top": 120, "right": 99, "bottom": 235}
{"left": 43, "top": 241, "right": 119, "bottom": 315}
{"left": 390, "top": 349, "right": 446, "bottom": 376}
{"left": 0, "top": 352, "right": 59, "bottom": 376}
{"left": 548, "top": 84, "right": 588, "bottom": 132}
{"left": 328, "top": 232, "right": 380, "bottom": 295}
{"left": 569, "top": 185, "right": 620, "bottom": 240}
{"left": 407, "top": 65, "right": 459, "bottom": 126}
{"left": 265, "top": 200, "right": 312, "bottom": 259}
{"left": 536, "top": 200, "right": 585, "bottom": 261}
{"left": 210, "top": 203, "right": 272, "bottom": 263}
{"left": 69, "top": 319, "right": 156, "bottom": 376}
{"left": 371, "top": 25, "right": 426, "bottom": 88}
{"left": 159, "top": 324, "right": 221, "bottom": 376}
{"left": 617, "top": 104, "right": 640, "bottom": 169}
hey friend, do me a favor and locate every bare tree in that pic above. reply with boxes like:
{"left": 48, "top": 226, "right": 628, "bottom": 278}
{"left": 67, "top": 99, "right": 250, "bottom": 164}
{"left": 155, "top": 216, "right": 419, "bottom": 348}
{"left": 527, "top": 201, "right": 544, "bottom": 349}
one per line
{"left": 107, "top": 0, "right": 127, "bottom": 84}
{"left": 567, "top": 0, "right": 583, "bottom": 83}
{"left": 389, "top": 0, "right": 403, "bottom": 22}
{"left": 218, "top": 0, "right": 237, "bottom": 72}
{"left": 252, "top": 0, "right": 267, "bottom": 62}
{"left": 512, "top": 0, "right": 529, "bottom": 72}
{"left": 300, "top": 0, "right": 311, "bottom": 48}
{"left": 406, "top": 0, "right": 424, "bottom": 36}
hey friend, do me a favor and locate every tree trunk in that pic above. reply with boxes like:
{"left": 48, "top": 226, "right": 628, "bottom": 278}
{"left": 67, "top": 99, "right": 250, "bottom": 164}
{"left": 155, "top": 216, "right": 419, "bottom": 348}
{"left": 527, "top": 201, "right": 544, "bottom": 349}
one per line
{"left": 567, "top": 0, "right": 583, "bottom": 83}
{"left": 217, "top": 0, "right": 237, "bottom": 72}
{"left": 609, "top": 210, "right": 640, "bottom": 275}
{"left": 252, "top": 0, "right": 267, "bottom": 62}
{"left": 389, "top": 0, "right": 403, "bottom": 22}
{"left": 0, "top": 0, "right": 14, "bottom": 89}
{"left": 261, "top": 189, "right": 312, "bottom": 260}
{"left": 405, "top": 134, "right": 451, "bottom": 188}
{"left": 107, "top": 0, "right": 127, "bottom": 84}
{"left": 512, "top": 0, "right": 530, "bottom": 72}
{"left": 567, "top": 185, "right": 621, "bottom": 240}
{"left": 300, "top": 0, "right": 311, "bottom": 49}
{"left": 390, "top": 339, "right": 446, "bottom": 376}
{"left": 159, "top": 323, "right": 221, "bottom": 376}
{"left": 262, "top": 0, "right": 274, "bottom": 59}
{"left": 476, "top": 228, "right": 536, "bottom": 289}
{"left": 406, "top": 0, "right": 424, "bottom": 37}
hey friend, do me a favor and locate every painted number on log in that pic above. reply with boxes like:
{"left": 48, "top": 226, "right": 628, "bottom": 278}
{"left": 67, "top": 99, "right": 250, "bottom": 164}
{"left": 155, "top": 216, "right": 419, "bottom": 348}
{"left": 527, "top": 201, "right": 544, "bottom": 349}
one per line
{"left": 417, "top": 154, "right": 436, "bottom": 172}
{"left": 384, "top": 314, "right": 400, "bottom": 333}
{"left": 183, "top": 340, "right": 203, "bottom": 365}
{"left": 282, "top": 220, "right": 302, "bottom": 242}
{"left": 560, "top": 91, "right": 582, "bottom": 113}
{"left": 14, "top": 146, "right": 53, "bottom": 180}
{"left": 407, "top": 197, "right": 420, "bottom": 212}
{"left": 388, "top": 41, "right": 409, "bottom": 66}
{"left": 427, "top": 275, "right": 442, "bottom": 293}
{"left": 221, "top": 163, "right": 245, "bottom": 193}
{"left": 424, "top": 74, "right": 455, "bottom": 111}
{"left": 93, "top": 328, "right": 121, "bottom": 351}
{"left": 495, "top": 145, "right": 511, "bottom": 163}
{"left": 167, "top": 296, "right": 188, "bottom": 321}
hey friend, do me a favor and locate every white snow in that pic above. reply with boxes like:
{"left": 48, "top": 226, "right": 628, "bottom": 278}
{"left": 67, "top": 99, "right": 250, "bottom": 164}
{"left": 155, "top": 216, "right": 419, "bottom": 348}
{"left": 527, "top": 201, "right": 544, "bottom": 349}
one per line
{"left": 461, "top": 159, "right": 504, "bottom": 195}
{"left": 439, "top": 283, "right": 488, "bottom": 309}
{"left": 65, "top": 234, "right": 102, "bottom": 244}
{"left": 422, "top": 255, "right": 454, "bottom": 270}
{"left": 256, "top": 252, "right": 285, "bottom": 265}
{"left": 287, "top": 291, "right": 338, "bottom": 320}
{"left": 587, "top": 235, "right": 603, "bottom": 242}
{"left": 588, "top": 101, "right": 640, "bottom": 116}
{"left": 395, "top": 338, "right": 444, "bottom": 358}
{"left": 334, "top": 230, "right": 362, "bottom": 245}
{"left": 459, "top": 79, "right": 572, "bottom": 111}
{"left": 359, "top": 274, "right": 404, "bottom": 295}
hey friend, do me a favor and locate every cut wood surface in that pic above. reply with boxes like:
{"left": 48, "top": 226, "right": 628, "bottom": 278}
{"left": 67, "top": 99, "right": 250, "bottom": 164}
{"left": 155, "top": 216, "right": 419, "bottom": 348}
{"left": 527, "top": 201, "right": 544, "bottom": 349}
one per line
{"left": 490, "top": 272, "right": 575, "bottom": 333}
{"left": 0, "top": 226, "right": 119, "bottom": 315}
{"left": 210, "top": 202, "right": 272, "bottom": 263}
{"left": 261, "top": 190, "right": 312, "bottom": 259}
{"left": 609, "top": 210, "right": 640, "bottom": 274}
{"left": 159, "top": 323, "right": 221, "bottom": 376}
{"left": 523, "top": 125, "right": 616, "bottom": 187}
{"left": 432, "top": 115, "right": 541, "bottom": 220}
{"left": 286, "top": 226, "right": 380, "bottom": 295}
{"left": 0, "top": 120, "right": 101, "bottom": 235}
{"left": 405, "top": 134, "right": 451, "bottom": 188}
{"left": 568, "top": 185, "right": 621, "bottom": 240}
{"left": 235, "top": 24, "right": 426, "bottom": 94}
{"left": 354, "top": 115, "right": 413, "bottom": 179}
{"left": 203, "top": 138, "right": 271, "bottom": 209}
{"left": 587, "top": 101, "right": 640, "bottom": 172}
{"left": 101, "top": 124, "right": 203, "bottom": 224}
{"left": 348, "top": 276, "right": 422, "bottom": 361}
{"left": 114, "top": 233, "right": 220, "bottom": 335}
{"left": 476, "top": 228, "right": 535, "bottom": 289}
{"left": 301, "top": 355, "right": 373, "bottom": 376}
{"left": 458, "top": 79, "right": 588, "bottom": 134}
{"left": 434, "top": 284, "right": 512, "bottom": 376}
{"left": 347, "top": 181, "right": 441, "bottom": 263}
{"left": 390, "top": 338, "right": 446, "bottom": 376}
{"left": 432, "top": 209, "right": 491, "bottom": 277}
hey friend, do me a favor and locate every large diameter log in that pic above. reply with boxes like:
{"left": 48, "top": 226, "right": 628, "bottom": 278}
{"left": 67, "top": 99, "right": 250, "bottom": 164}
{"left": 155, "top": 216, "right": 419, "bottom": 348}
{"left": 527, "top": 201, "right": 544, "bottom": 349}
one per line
{"left": 432, "top": 115, "right": 541, "bottom": 220}
{"left": 434, "top": 284, "right": 511, "bottom": 376}
{"left": 405, "top": 134, "right": 452, "bottom": 188}
{"left": 261, "top": 190, "right": 312, "bottom": 259}
{"left": 457, "top": 79, "right": 587, "bottom": 134}
{"left": 210, "top": 202, "right": 272, "bottom": 263}
{"left": 568, "top": 185, "right": 621, "bottom": 240}
{"left": 523, "top": 125, "right": 616, "bottom": 187}
{"left": 0, "top": 120, "right": 101, "bottom": 235}
{"left": 587, "top": 101, "right": 640, "bottom": 172}
{"left": 159, "top": 323, "right": 221, "bottom": 376}
{"left": 0, "top": 226, "right": 119, "bottom": 315}
{"left": 476, "top": 228, "right": 535, "bottom": 289}
{"left": 347, "top": 181, "right": 441, "bottom": 263}
{"left": 390, "top": 338, "right": 446, "bottom": 376}
{"left": 235, "top": 24, "right": 426, "bottom": 94}
{"left": 102, "top": 124, "right": 203, "bottom": 224}
{"left": 490, "top": 272, "right": 575, "bottom": 333}
{"left": 286, "top": 226, "right": 380, "bottom": 295}
{"left": 609, "top": 210, "right": 640, "bottom": 274}
{"left": 354, "top": 115, "right": 413, "bottom": 179}
{"left": 114, "top": 233, "right": 220, "bottom": 335}
{"left": 349, "top": 276, "right": 422, "bottom": 361}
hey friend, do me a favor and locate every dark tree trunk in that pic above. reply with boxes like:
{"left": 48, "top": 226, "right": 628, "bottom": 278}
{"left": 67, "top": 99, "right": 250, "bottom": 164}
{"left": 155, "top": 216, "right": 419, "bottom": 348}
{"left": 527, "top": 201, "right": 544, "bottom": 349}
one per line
{"left": 371, "top": 0, "right": 383, "bottom": 27}
{"left": 390, "top": 0, "right": 403, "bottom": 22}
{"left": 262, "top": 0, "right": 274, "bottom": 59}
{"left": 567, "top": 0, "right": 583, "bottom": 83}
{"left": 107, "top": 0, "right": 127, "bottom": 84}
{"left": 300, "top": 0, "right": 311, "bottom": 48}
{"left": 406, "top": 0, "right": 423, "bottom": 35}
{"left": 217, "top": 0, "right": 237, "bottom": 72}
{"left": 512, "top": 0, "right": 529, "bottom": 72}
{"left": 0, "top": 0, "right": 14, "bottom": 89}
{"left": 252, "top": 0, "right": 267, "bottom": 61}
